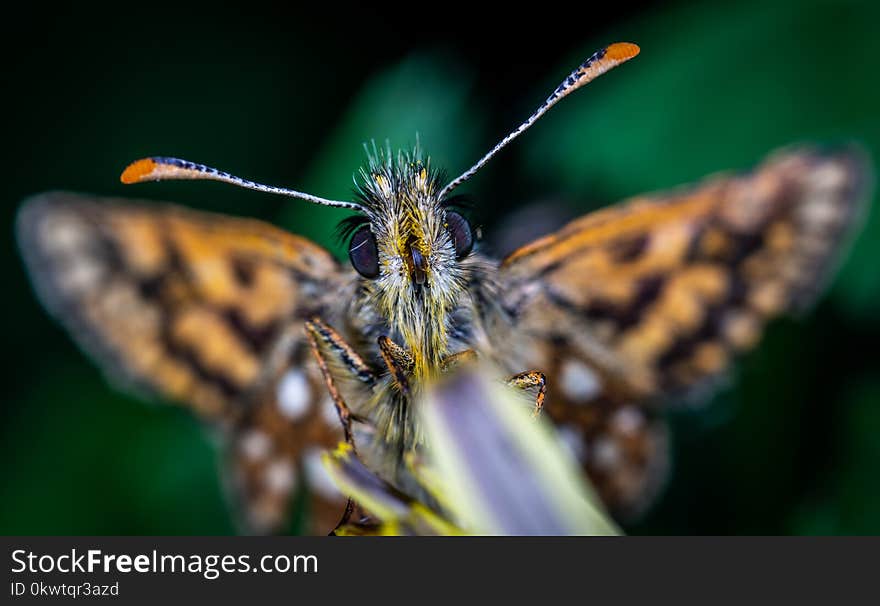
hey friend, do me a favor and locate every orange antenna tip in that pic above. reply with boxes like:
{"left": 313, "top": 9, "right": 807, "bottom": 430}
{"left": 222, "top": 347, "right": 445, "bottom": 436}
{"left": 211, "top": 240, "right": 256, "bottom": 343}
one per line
{"left": 605, "top": 42, "right": 640, "bottom": 62}
{"left": 120, "top": 158, "right": 158, "bottom": 184}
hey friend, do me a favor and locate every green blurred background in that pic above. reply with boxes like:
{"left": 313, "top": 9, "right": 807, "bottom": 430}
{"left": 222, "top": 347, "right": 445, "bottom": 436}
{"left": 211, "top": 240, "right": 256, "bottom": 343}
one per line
{"left": 2, "top": 0, "right": 878, "bottom": 534}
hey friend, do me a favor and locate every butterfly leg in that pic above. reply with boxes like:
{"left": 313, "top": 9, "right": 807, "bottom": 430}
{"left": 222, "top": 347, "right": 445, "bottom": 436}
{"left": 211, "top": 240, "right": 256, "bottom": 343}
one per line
{"left": 378, "top": 339, "right": 480, "bottom": 390}
{"left": 507, "top": 371, "right": 547, "bottom": 418}
{"left": 378, "top": 336, "right": 413, "bottom": 396}
{"left": 305, "top": 317, "right": 378, "bottom": 532}
{"left": 304, "top": 317, "right": 375, "bottom": 448}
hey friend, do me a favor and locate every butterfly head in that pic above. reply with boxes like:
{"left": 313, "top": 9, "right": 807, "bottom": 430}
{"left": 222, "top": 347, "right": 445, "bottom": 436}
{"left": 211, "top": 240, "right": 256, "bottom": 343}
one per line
{"left": 342, "top": 146, "right": 475, "bottom": 375}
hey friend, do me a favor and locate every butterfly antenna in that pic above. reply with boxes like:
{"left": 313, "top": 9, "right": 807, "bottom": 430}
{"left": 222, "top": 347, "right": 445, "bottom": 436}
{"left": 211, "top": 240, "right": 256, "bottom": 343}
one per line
{"left": 438, "top": 42, "right": 640, "bottom": 200}
{"left": 120, "top": 157, "right": 365, "bottom": 211}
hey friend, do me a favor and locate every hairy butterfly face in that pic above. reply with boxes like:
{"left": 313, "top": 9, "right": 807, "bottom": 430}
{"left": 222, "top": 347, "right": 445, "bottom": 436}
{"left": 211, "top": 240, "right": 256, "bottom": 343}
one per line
{"left": 344, "top": 151, "right": 476, "bottom": 376}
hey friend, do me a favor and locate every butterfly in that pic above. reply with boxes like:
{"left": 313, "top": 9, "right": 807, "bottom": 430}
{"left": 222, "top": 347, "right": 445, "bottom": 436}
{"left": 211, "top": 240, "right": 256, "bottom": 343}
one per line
{"left": 16, "top": 42, "right": 870, "bottom": 534}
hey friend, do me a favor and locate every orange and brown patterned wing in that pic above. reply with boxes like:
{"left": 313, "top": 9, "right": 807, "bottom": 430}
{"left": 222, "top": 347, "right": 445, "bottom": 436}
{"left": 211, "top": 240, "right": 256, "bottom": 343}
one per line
{"left": 17, "top": 192, "right": 353, "bottom": 533}
{"left": 496, "top": 147, "right": 870, "bottom": 516}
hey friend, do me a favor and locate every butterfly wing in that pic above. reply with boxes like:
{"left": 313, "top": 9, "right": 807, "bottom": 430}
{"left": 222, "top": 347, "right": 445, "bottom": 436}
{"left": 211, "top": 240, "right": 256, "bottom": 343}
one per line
{"left": 17, "top": 192, "right": 355, "bottom": 533}
{"left": 495, "top": 147, "right": 870, "bottom": 516}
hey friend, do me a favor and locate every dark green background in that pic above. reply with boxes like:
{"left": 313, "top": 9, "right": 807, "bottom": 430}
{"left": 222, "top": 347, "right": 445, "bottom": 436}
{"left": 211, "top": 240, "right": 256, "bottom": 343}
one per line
{"left": 3, "top": 0, "right": 878, "bottom": 534}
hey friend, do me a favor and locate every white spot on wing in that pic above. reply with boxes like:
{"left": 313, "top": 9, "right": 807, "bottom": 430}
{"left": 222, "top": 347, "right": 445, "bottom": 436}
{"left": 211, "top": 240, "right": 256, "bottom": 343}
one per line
{"left": 812, "top": 162, "right": 847, "bottom": 189}
{"left": 39, "top": 213, "right": 90, "bottom": 254}
{"left": 559, "top": 359, "right": 602, "bottom": 403}
{"left": 593, "top": 437, "right": 621, "bottom": 471}
{"left": 611, "top": 407, "right": 644, "bottom": 437}
{"left": 277, "top": 370, "right": 311, "bottom": 421}
{"left": 800, "top": 198, "right": 840, "bottom": 227}
{"left": 239, "top": 430, "right": 271, "bottom": 462}
{"left": 264, "top": 458, "right": 297, "bottom": 495}
{"left": 58, "top": 258, "right": 103, "bottom": 294}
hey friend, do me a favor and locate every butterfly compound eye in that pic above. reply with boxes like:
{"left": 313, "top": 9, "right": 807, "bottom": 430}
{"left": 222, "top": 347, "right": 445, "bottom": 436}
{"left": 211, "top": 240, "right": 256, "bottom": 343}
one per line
{"left": 445, "top": 211, "right": 474, "bottom": 259}
{"left": 349, "top": 224, "right": 380, "bottom": 278}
